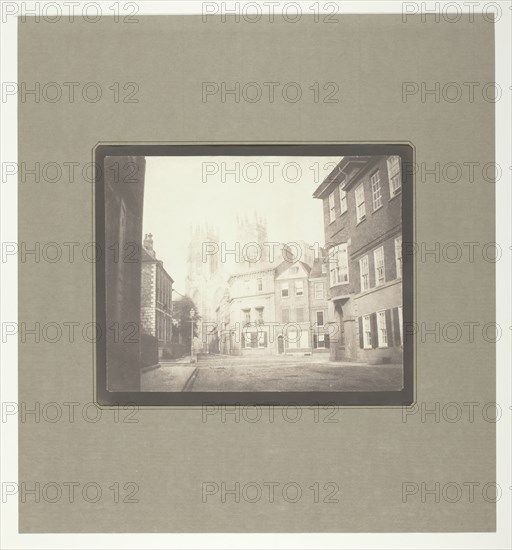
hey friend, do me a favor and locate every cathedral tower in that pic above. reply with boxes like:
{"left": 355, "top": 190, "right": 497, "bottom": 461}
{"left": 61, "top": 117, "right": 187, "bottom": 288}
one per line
{"left": 235, "top": 212, "right": 269, "bottom": 270}
{"left": 185, "top": 224, "right": 224, "bottom": 348}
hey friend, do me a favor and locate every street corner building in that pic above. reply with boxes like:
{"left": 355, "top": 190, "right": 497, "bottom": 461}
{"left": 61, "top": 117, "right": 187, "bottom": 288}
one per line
{"left": 313, "top": 155, "right": 403, "bottom": 365}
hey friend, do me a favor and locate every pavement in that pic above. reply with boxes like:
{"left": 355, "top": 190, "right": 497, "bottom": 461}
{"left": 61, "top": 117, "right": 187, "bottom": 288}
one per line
{"left": 140, "top": 354, "right": 403, "bottom": 392}
{"left": 141, "top": 361, "right": 197, "bottom": 392}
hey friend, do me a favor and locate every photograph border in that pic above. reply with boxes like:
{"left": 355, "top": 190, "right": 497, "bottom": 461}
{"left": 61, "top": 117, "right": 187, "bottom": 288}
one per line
{"left": 94, "top": 143, "right": 415, "bottom": 407}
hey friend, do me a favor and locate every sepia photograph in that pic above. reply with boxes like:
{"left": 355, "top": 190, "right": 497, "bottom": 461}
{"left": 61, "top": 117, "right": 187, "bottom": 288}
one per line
{"left": 98, "top": 145, "right": 412, "bottom": 405}
{"left": 8, "top": 2, "right": 504, "bottom": 543}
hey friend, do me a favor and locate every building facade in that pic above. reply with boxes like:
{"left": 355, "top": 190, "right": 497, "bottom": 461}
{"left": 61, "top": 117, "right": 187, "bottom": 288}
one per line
{"left": 140, "top": 233, "right": 174, "bottom": 359}
{"left": 214, "top": 290, "right": 231, "bottom": 355}
{"left": 104, "top": 155, "right": 146, "bottom": 391}
{"left": 186, "top": 215, "right": 332, "bottom": 358}
{"left": 308, "top": 255, "right": 331, "bottom": 354}
{"left": 227, "top": 266, "right": 277, "bottom": 356}
{"left": 219, "top": 250, "right": 331, "bottom": 357}
{"left": 313, "top": 155, "right": 403, "bottom": 364}
{"left": 274, "top": 261, "right": 313, "bottom": 354}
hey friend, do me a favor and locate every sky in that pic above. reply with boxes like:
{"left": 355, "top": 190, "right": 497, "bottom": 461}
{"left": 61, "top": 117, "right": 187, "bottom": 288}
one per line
{"left": 143, "top": 156, "right": 343, "bottom": 293}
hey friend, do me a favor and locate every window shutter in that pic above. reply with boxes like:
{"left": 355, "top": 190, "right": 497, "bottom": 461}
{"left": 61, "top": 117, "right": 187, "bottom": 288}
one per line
{"left": 370, "top": 313, "right": 378, "bottom": 348}
{"left": 385, "top": 309, "right": 393, "bottom": 346}
{"left": 392, "top": 307, "right": 401, "bottom": 346}
{"left": 241, "top": 333, "right": 245, "bottom": 347}
{"left": 358, "top": 317, "right": 364, "bottom": 348}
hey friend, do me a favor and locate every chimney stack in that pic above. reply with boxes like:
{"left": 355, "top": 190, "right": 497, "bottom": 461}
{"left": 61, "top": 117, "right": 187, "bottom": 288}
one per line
{"left": 143, "top": 233, "right": 156, "bottom": 258}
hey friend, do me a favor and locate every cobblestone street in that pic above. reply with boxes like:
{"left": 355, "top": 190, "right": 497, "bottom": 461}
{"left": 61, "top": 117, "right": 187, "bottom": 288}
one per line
{"left": 141, "top": 354, "right": 403, "bottom": 392}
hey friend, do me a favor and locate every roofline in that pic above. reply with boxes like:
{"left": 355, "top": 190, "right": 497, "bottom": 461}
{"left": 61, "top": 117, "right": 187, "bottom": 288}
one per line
{"left": 142, "top": 257, "right": 174, "bottom": 283}
{"left": 312, "top": 159, "right": 344, "bottom": 199}
{"left": 228, "top": 266, "right": 276, "bottom": 281}
{"left": 312, "top": 156, "right": 376, "bottom": 199}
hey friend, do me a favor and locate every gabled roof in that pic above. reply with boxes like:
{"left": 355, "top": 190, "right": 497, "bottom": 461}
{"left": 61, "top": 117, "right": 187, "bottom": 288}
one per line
{"left": 308, "top": 256, "right": 327, "bottom": 279}
{"left": 275, "top": 260, "right": 311, "bottom": 280}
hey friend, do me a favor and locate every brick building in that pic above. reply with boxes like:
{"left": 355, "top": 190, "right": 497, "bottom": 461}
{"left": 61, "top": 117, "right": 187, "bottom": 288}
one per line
{"left": 273, "top": 253, "right": 331, "bottom": 356}
{"left": 274, "top": 260, "right": 313, "bottom": 354}
{"left": 313, "top": 155, "right": 403, "bottom": 364}
{"left": 140, "top": 233, "right": 174, "bottom": 359}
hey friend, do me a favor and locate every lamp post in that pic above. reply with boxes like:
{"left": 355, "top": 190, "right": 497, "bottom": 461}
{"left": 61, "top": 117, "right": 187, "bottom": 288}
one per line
{"left": 190, "top": 308, "right": 195, "bottom": 363}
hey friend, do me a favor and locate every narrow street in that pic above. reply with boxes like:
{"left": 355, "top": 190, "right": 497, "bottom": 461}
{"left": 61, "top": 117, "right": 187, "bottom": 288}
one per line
{"left": 141, "top": 354, "right": 403, "bottom": 392}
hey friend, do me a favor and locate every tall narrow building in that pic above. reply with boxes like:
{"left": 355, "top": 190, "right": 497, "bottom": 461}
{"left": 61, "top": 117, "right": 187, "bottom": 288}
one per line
{"left": 140, "top": 233, "right": 174, "bottom": 362}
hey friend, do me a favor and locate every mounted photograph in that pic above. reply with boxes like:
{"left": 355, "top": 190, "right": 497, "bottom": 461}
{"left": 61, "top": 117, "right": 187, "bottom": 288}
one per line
{"left": 95, "top": 144, "right": 413, "bottom": 406}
